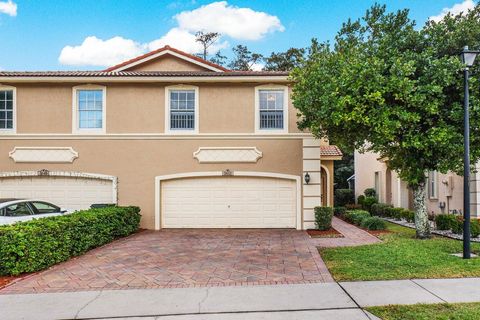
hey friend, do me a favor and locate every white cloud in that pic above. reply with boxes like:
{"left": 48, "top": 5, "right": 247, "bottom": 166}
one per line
{"left": 58, "top": 36, "right": 145, "bottom": 67}
{"left": 58, "top": 1, "right": 284, "bottom": 67}
{"left": 429, "top": 0, "right": 475, "bottom": 22}
{"left": 250, "top": 62, "right": 265, "bottom": 71}
{"left": 147, "top": 27, "right": 227, "bottom": 54}
{"left": 175, "top": 1, "right": 284, "bottom": 40}
{"left": 0, "top": 0, "right": 17, "bottom": 17}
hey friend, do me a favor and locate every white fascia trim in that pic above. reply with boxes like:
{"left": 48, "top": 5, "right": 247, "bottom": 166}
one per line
{"left": 0, "top": 85, "right": 16, "bottom": 134}
{"left": 321, "top": 164, "right": 331, "bottom": 206}
{"left": 0, "top": 170, "right": 118, "bottom": 204}
{"left": 164, "top": 85, "right": 199, "bottom": 134}
{"left": 154, "top": 171, "right": 302, "bottom": 230}
{"left": 111, "top": 50, "right": 225, "bottom": 72}
{"left": 72, "top": 85, "right": 107, "bottom": 135}
{"left": 0, "top": 76, "right": 289, "bottom": 83}
{"left": 254, "top": 84, "right": 289, "bottom": 134}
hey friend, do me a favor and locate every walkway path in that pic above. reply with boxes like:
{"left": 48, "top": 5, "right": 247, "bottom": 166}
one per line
{"left": 310, "top": 217, "right": 381, "bottom": 248}
{"left": 2, "top": 277, "right": 480, "bottom": 320}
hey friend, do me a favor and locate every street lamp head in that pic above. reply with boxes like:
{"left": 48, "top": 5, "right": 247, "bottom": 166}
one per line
{"left": 460, "top": 46, "right": 479, "bottom": 67}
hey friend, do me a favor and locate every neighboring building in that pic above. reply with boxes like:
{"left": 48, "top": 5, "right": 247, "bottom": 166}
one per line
{"left": 355, "top": 150, "right": 480, "bottom": 217}
{"left": 0, "top": 46, "right": 342, "bottom": 230}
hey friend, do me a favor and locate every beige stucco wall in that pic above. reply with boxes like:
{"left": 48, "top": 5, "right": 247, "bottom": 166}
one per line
{"left": 0, "top": 138, "right": 306, "bottom": 229}
{"left": 355, "top": 150, "right": 469, "bottom": 215}
{"left": 126, "top": 54, "right": 210, "bottom": 72}
{"left": 11, "top": 83, "right": 300, "bottom": 135}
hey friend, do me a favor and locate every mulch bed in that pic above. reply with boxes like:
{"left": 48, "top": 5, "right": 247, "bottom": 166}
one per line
{"left": 0, "top": 273, "right": 34, "bottom": 290}
{"left": 307, "top": 228, "right": 344, "bottom": 238}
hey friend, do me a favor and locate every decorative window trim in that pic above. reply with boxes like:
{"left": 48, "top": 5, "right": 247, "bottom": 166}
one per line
{"left": 164, "top": 84, "right": 199, "bottom": 134}
{"left": 428, "top": 171, "right": 439, "bottom": 200}
{"left": 72, "top": 85, "right": 107, "bottom": 135}
{"left": 9, "top": 147, "right": 78, "bottom": 163}
{"left": 193, "top": 147, "right": 263, "bottom": 163}
{"left": 0, "top": 85, "right": 16, "bottom": 134}
{"left": 254, "top": 84, "right": 289, "bottom": 134}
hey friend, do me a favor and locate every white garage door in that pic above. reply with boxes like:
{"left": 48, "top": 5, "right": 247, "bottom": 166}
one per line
{"left": 0, "top": 176, "right": 114, "bottom": 211}
{"left": 162, "top": 176, "right": 297, "bottom": 228}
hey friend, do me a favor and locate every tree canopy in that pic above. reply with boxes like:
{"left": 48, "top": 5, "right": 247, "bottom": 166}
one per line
{"left": 291, "top": 4, "right": 480, "bottom": 237}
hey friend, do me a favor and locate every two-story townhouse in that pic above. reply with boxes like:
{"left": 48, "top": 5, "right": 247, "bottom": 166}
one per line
{"left": 0, "top": 46, "right": 342, "bottom": 230}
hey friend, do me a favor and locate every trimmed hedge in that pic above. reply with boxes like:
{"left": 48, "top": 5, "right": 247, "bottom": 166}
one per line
{"left": 334, "top": 189, "right": 355, "bottom": 207}
{"left": 314, "top": 206, "right": 333, "bottom": 230}
{"left": 360, "top": 216, "right": 387, "bottom": 230}
{"left": 435, "top": 214, "right": 457, "bottom": 231}
{"left": 370, "top": 203, "right": 391, "bottom": 217}
{"left": 345, "top": 210, "right": 371, "bottom": 226}
{"left": 364, "top": 188, "right": 376, "bottom": 197}
{"left": 362, "top": 196, "right": 378, "bottom": 212}
{"left": 0, "top": 206, "right": 141, "bottom": 276}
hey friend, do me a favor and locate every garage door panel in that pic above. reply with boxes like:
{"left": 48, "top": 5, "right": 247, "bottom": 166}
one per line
{"left": 0, "top": 176, "right": 114, "bottom": 211}
{"left": 162, "top": 176, "right": 297, "bottom": 228}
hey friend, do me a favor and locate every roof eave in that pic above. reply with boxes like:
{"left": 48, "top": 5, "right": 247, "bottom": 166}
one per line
{"left": 0, "top": 75, "right": 290, "bottom": 83}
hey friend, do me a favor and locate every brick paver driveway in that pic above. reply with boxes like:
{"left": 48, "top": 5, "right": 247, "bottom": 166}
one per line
{"left": 1, "top": 229, "right": 333, "bottom": 294}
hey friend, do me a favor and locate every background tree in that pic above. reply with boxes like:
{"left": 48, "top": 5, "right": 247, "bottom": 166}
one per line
{"left": 264, "top": 47, "right": 306, "bottom": 71}
{"left": 195, "top": 31, "right": 221, "bottom": 60}
{"left": 209, "top": 51, "right": 227, "bottom": 66}
{"left": 292, "top": 4, "right": 480, "bottom": 238}
{"left": 334, "top": 152, "right": 354, "bottom": 190}
{"left": 228, "top": 45, "right": 263, "bottom": 71}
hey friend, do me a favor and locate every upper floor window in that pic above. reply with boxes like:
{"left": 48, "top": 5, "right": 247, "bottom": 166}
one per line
{"left": 0, "top": 86, "right": 15, "bottom": 133}
{"left": 72, "top": 85, "right": 106, "bottom": 134}
{"left": 428, "top": 171, "right": 438, "bottom": 199}
{"left": 255, "top": 85, "right": 288, "bottom": 133}
{"left": 165, "top": 85, "right": 198, "bottom": 134}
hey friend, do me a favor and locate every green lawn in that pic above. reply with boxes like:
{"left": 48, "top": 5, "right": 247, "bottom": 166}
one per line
{"left": 320, "top": 222, "right": 480, "bottom": 281}
{"left": 366, "top": 303, "right": 480, "bottom": 320}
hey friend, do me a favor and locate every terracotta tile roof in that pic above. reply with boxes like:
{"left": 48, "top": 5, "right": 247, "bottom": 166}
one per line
{"left": 0, "top": 70, "right": 289, "bottom": 77}
{"left": 320, "top": 145, "right": 343, "bottom": 157}
{"left": 104, "top": 45, "right": 230, "bottom": 72}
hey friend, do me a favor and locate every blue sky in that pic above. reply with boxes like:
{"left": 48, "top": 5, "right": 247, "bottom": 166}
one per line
{"left": 0, "top": 0, "right": 475, "bottom": 70}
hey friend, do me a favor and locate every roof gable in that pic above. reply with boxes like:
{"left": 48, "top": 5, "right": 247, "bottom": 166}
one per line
{"left": 105, "top": 46, "right": 229, "bottom": 72}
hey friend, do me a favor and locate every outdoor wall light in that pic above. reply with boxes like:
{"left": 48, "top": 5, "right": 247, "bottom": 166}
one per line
{"left": 304, "top": 172, "right": 311, "bottom": 184}
{"left": 460, "top": 46, "right": 479, "bottom": 67}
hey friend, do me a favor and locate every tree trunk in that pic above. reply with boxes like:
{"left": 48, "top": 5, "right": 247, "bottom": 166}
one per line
{"left": 412, "top": 182, "right": 430, "bottom": 239}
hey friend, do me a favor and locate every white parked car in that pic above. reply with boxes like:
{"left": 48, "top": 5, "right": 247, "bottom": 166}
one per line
{"left": 0, "top": 199, "right": 71, "bottom": 226}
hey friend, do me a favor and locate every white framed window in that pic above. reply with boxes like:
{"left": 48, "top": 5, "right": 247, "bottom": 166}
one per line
{"left": 255, "top": 85, "right": 288, "bottom": 133}
{"left": 72, "top": 85, "right": 106, "bottom": 134}
{"left": 165, "top": 85, "right": 199, "bottom": 134}
{"left": 428, "top": 171, "right": 438, "bottom": 199}
{"left": 0, "top": 85, "right": 16, "bottom": 134}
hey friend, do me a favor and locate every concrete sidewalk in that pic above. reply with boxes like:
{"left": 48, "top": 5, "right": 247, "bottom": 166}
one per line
{"left": 1, "top": 278, "right": 480, "bottom": 320}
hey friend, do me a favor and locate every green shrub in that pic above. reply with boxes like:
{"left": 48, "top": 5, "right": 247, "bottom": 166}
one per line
{"left": 370, "top": 203, "right": 391, "bottom": 216}
{"left": 360, "top": 216, "right": 387, "bottom": 230}
{"left": 0, "top": 206, "right": 141, "bottom": 276}
{"left": 357, "top": 195, "right": 366, "bottom": 205}
{"left": 401, "top": 210, "right": 415, "bottom": 223}
{"left": 451, "top": 217, "right": 463, "bottom": 234}
{"left": 362, "top": 196, "right": 378, "bottom": 212}
{"left": 435, "top": 214, "right": 457, "bottom": 231}
{"left": 346, "top": 203, "right": 362, "bottom": 210}
{"left": 449, "top": 218, "right": 480, "bottom": 237}
{"left": 314, "top": 206, "right": 333, "bottom": 231}
{"left": 345, "top": 210, "right": 371, "bottom": 226}
{"left": 384, "top": 207, "right": 404, "bottom": 220}
{"left": 334, "top": 189, "right": 355, "bottom": 207}
{"left": 364, "top": 188, "right": 376, "bottom": 197}
{"left": 333, "top": 206, "right": 347, "bottom": 217}
{"left": 471, "top": 220, "right": 480, "bottom": 238}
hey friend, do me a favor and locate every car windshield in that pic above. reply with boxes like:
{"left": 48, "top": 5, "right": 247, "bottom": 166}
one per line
{"left": 30, "top": 202, "right": 60, "bottom": 214}
{"left": 5, "top": 203, "right": 33, "bottom": 217}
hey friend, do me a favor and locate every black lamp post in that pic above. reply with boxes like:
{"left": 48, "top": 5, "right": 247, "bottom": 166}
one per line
{"left": 460, "top": 46, "right": 480, "bottom": 259}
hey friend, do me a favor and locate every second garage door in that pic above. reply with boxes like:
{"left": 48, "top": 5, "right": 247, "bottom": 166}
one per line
{"left": 162, "top": 176, "right": 297, "bottom": 228}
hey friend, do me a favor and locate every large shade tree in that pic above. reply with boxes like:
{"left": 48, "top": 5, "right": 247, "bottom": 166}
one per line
{"left": 292, "top": 4, "right": 480, "bottom": 238}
